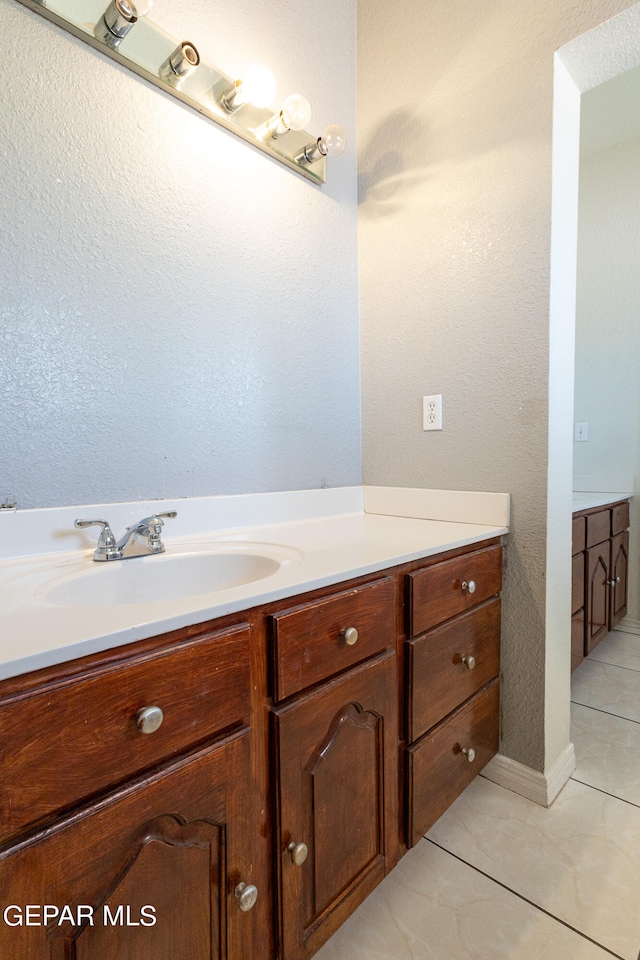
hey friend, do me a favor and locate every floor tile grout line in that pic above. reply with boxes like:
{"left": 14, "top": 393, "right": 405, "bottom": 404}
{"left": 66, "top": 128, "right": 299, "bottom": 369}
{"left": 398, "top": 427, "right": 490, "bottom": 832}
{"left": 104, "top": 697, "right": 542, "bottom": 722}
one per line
{"left": 569, "top": 774, "right": 640, "bottom": 809}
{"left": 570, "top": 699, "right": 640, "bottom": 726}
{"left": 583, "top": 658, "right": 640, "bottom": 677}
{"left": 424, "top": 839, "right": 627, "bottom": 960}
{"left": 587, "top": 657, "right": 640, "bottom": 675}
{"left": 610, "top": 628, "right": 640, "bottom": 639}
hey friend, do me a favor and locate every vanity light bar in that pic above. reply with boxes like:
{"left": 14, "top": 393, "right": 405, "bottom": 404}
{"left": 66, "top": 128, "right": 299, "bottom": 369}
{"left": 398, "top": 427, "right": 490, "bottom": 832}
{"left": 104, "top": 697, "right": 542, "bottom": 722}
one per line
{"left": 15, "top": 0, "right": 347, "bottom": 185}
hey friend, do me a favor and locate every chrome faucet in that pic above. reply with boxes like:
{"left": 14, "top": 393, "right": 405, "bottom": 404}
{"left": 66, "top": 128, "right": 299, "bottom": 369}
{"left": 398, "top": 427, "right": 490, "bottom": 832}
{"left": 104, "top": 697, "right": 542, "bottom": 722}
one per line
{"left": 74, "top": 512, "right": 177, "bottom": 562}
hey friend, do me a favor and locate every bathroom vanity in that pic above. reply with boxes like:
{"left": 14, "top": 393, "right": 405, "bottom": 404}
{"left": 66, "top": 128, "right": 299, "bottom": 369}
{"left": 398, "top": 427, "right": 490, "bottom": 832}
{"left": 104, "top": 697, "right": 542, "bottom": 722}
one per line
{"left": 571, "top": 493, "right": 632, "bottom": 672}
{"left": 0, "top": 487, "right": 508, "bottom": 959}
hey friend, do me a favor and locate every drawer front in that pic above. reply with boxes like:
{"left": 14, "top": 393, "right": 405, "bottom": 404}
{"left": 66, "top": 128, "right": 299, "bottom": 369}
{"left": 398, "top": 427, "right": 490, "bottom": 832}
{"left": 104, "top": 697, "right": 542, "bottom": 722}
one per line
{"left": 571, "top": 552, "right": 585, "bottom": 615}
{"left": 612, "top": 501, "right": 630, "bottom": 537}
{"left": 406, "top": 680, "right": 499, "bottom": 848}
{"left": 407, "top": 599, "right": 500, "bottom": 742}
{"left": 586, "top": 509, "right": 611, "bottom": 548}
{"left": 572, "top": 516, "right": 586, "bottom": 556}
{"left": 270, "top": 577, "right": 395, "bottom": 701}
{"left": 0, "top": 623, "right": 251, "bottom": 844}
{"left": 407, "top": 545, "right": 502, "bottom": 638}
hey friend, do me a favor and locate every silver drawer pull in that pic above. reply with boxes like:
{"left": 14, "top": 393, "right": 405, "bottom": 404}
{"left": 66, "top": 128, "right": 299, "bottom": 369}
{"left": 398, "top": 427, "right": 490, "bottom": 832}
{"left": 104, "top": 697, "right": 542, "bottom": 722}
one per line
{"left": 136, "top": 705, "right": 164, "bottom": 734}
{"left": 235, "top": 882, "right": 258, "bottom": 912}
{"left": 461, "top": 580, "right": 476, "bottom": 594}
{"left": 288, "top": 841, "right": 309, "bottom": 866}
{"left": 461, "top": 655, "right": 476, "bottom": 670}
{"left": 461, "top": 747, "right": 476, "bottom": 763}
{"left": 340, "top": 626, "right": 359, "bottom": 646}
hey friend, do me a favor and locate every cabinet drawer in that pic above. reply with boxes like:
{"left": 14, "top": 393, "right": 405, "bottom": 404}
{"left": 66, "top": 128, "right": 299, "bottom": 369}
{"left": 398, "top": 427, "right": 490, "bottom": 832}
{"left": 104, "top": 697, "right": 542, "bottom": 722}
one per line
{"left": 612, "top": 501, "right": 630, "bottom": 536}
{"left": 269, "top": 577, "right": 395, "bottom": 701}
{"left": 406, "top": 680, "right": 499, "bottom": 848}
{"left": 586, "top": 509, "right": 610, "bottom": 548}
{"left": 571, "top": 552, "right": 585, "bottom": 615}
{"left": 407, "top": 599, "right": 500, "bottom": 742}
{"left": 407, "top": 545, "right": 502, "bottom": 638}
{"left": 0, "top": 623, "right": 251, "bottom": 844}
{"left": 572, "top": 516, "right": 586, "bottom": 556}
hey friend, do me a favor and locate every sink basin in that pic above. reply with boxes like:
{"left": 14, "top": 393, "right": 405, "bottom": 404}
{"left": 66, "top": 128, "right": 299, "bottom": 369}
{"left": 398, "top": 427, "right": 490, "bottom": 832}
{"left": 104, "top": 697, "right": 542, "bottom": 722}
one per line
{"left": 37, "top": 543, "right": 303, "bottom": 607}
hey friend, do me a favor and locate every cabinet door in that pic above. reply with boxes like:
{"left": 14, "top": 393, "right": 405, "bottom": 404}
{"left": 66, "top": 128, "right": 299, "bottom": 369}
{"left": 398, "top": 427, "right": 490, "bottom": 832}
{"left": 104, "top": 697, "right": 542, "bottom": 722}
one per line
{"left": 0, "top": 728, "right": 264, "bottom": 960}
{"left": 610, "top": 530, "right": 629, "bottom": 629}
{"left": 586, "top": 542, "right": 610, "bottom": 654}
{"left": 272, "top": 650, "right": 398, "bottom": 960}
{"left": 571, "top": 610, "right": 585, "bottom": 673}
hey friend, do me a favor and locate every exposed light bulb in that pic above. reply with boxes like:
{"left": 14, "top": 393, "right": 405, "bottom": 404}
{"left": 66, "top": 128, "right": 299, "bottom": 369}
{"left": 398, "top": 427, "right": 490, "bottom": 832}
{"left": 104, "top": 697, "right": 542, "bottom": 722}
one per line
{"left": 130, "top": 0, "right": 152, "bottom": 15}
{"left": 222, "top": 65, "right": 276, "bottom": 112}
{"left": 281, "top": 94, "right": 312, "bottom": 132}
{"left": 299, "top": 124, "right": 348, "bottom": 164}
{"left": 320, "top": 124, "right": 347, "bottom": 157}
{"left": 266, "top": 94, "right": 312, "bottom": 139}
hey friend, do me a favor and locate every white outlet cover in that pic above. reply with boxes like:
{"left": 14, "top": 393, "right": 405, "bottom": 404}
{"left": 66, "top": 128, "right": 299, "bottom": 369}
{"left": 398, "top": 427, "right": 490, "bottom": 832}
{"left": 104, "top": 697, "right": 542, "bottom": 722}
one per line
{"left": 423, "top": 395, "right": 443, "bottom": 431}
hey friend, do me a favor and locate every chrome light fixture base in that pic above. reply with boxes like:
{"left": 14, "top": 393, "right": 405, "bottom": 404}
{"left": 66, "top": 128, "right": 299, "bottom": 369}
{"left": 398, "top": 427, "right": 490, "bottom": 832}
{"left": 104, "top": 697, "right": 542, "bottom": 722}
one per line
{"left": 14, "top": 0, "right": 330, "bottom": 185}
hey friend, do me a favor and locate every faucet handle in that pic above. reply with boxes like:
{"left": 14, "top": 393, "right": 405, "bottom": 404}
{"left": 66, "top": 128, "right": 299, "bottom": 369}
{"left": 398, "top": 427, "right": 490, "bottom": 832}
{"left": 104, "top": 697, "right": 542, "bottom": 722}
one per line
{"left": 139, "top": 511, "right": 177, "bottom": 550}
{"left": 74, "top": 519, "right": 121, "bottom": 561}
{"left": 146, "top": 511, "right": 177, "bottom": 533}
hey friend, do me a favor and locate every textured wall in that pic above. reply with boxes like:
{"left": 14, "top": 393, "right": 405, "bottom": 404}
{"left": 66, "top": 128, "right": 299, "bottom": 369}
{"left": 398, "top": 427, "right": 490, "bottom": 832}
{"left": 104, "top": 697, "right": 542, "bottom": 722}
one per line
{"left": 575, "top": 136, "right": 640, "bottom": 619}
{"left": 358, "top": 0, "right": 637, "bottom": 771}
{"left": 0, "top": 0, "right": 359, "bottom": 508}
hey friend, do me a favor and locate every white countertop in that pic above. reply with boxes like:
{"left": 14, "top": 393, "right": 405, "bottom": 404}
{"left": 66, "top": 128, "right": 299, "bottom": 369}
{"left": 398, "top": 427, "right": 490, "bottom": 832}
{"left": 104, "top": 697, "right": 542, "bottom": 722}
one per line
{"left": 0, "top": 486, "right": 509, "bottom": 681}
{"left": 572, "top": 491, "right": 633, "bottom": 513}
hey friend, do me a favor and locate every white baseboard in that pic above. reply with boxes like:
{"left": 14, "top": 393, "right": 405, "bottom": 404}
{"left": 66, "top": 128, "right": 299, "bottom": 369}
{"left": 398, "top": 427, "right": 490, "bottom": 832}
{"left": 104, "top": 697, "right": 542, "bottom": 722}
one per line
{"left": 480, "top": 742, "right": 576, "bottom": 807}
{"left": 616, "top": 618, "right": 640, "bottom": 637}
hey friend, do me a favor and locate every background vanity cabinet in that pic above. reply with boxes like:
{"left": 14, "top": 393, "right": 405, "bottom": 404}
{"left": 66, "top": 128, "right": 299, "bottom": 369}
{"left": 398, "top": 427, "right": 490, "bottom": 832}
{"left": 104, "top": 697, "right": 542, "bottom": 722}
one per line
{"left": 404, "top": 545, "right": 502, "bottom": 848}
{"left": 269, "top": 579, "right": 398, "bottom": 960}
{"left": 572, "top": 499, "right": 630, "bottom": 664}
{"left": 0, "top": 622, "right": 266, "bottom": 960}
{"left": 571, "top": 516, "right": 586, "bottom": 672}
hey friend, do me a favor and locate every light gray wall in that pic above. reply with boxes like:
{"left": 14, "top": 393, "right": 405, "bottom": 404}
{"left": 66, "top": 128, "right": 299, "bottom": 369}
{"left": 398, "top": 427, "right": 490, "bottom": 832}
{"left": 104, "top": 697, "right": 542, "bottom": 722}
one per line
{"left": 357, "top": 0, "right": 637, "bottom": 771}
{"left": 0, "top": 0, "right": 359, "bottom": 508}
{"left": 575, "top": 135, "right": 640, "bottom": 619}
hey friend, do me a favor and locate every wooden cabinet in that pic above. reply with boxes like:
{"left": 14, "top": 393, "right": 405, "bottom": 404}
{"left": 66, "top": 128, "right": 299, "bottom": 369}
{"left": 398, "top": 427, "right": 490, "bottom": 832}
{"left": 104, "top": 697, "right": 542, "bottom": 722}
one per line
{"left": 404, "top": 545, "right": 501, "bottom": 847}
{"left": 571, "top": 516, "right": 586, "bottom": 672}
{"left": 0, "top": 620, "right": 266, "bottom": 960}
{"left": 0, "top": 537, "right": 504, "bottom": 960}
{"left": 272, "top": 651, "right": 398, "bottom": 960}
{"left": 573, "top": 499, "right": 631, "bottom": 665}
{"left": 0, "top": 729, "right": 260, "bottom": 960}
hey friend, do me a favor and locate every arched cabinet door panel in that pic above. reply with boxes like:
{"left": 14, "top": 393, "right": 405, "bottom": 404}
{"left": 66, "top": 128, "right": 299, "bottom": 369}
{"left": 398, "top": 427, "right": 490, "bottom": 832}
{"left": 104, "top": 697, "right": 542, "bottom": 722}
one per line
{"left": 0, "top": 728, "right": 264, "bottom": 960}
{"left": 586, "top": 546, "right": 610, "bottom": 653}
{"left": 610, "top": 530, "right": 629, "bottom": 629}
{"left": 272, "top": 650, "right": 398, "bottom": 960}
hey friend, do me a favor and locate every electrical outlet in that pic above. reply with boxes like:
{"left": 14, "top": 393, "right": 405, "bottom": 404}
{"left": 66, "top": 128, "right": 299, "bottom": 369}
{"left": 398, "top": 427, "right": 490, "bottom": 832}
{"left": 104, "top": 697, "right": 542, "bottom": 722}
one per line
{"left": 574, "top": 421, "right": 588, "bottom": 442}
{"left": 423, "top": 395, "right": 443, "bottom": 431}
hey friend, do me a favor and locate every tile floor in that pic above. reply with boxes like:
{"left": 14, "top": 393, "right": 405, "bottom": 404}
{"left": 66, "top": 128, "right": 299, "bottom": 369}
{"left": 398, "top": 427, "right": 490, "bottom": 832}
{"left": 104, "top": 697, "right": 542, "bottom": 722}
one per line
{"left": 315, "top": 626, "right": 640, "bottom": 960}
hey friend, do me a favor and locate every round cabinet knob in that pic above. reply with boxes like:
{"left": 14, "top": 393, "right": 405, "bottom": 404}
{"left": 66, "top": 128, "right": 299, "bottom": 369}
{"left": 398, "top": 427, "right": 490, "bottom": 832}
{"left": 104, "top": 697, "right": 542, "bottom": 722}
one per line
{"left": 461, "top": 580, "right": 476, "bottom": 594}
{"left": 461, "top": 747, "right": 476, "bottom": 763}
{"left": 234, "top": 882, "right": 258, "bottom": 912}
{"left": 136, "top": 705, "right": 164, "bottom": 734}
{"left": 340, "top": 626, "right": 359, "bottom": 647}
{"left": 616, "top": 576, "right": 621, "bottom": 584}
{"left": 461, "top": 655, "right": 476, "bottom": 671}
{"left": 287, "top": 841, "right": 309, "bottom": 866}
